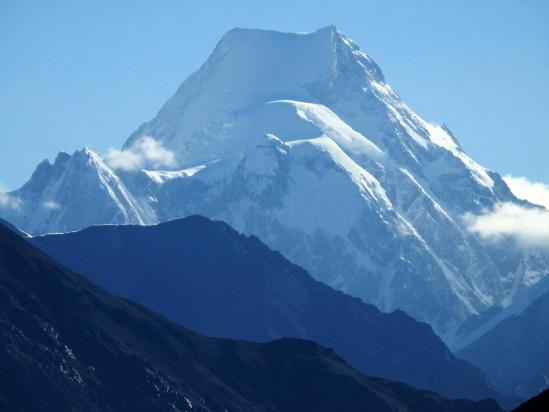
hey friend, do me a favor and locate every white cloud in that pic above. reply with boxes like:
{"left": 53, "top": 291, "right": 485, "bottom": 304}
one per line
{"left": 464, "top": 202, "right": 549, "bottom": 249}
{"left": 43, "top": 200, "right": 60, "bottom": 210}
{"left": 504, "top": 175, "right": 549, "bottom": 209}
{"left": 104, "top": 136, "right": 176, "bottom": 171}
{"left": 0, "top": 192, "right": 22, "bottom": 210}
{"left": 105, "top": 148, "right": 142, "bottom": 171}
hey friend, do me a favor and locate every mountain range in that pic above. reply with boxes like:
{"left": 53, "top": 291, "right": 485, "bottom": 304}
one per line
{"left": 1, "top": 25, "right": 548, "bottom": 407}
{"left": 31, "top": 215, "right": 497, "bottom": 402}
{"left": 0, "top": 219, "right": 505, "bottom": 412}
{"left": 2, "top": 27, "right": 547, "bottom": 348}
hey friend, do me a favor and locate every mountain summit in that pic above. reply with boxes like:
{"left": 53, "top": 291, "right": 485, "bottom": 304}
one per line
{"left": 125, "top": 26, "right": 386, "bottom": 166}
{"left": 2, "top": 27, "right": 548, "bottom": 346}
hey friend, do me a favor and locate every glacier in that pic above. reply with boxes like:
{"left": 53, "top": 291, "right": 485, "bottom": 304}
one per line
{"left": 2, "top": 26, "right": 548, "bottom": 346}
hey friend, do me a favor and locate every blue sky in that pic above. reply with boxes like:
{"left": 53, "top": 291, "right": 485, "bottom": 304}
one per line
{"left": 1, "top": 0, "right": 548, "bottom": 190}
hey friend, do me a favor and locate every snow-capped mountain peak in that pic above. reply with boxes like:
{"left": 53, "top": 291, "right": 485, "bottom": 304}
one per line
{"left": 2, "top": 148, "right": 152, "bottom": 234}
{"left": 3, "top": 27, "right": 548, "bottom": 345}
{"left": 124, "top": 26, "right": 389, "bottom": 167}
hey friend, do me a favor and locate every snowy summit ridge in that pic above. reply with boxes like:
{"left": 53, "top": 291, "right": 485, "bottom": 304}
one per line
{"left": 2, "top": 26, "right": 548, "bottom": 346}
{"left": 125, "top": 25, "right": 387, "bottom": 166}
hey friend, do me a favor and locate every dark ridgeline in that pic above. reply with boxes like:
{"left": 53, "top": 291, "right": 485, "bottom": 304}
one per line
{"left": 0, "top": 217, "right": 28, "bottom": 238}
{"left": 0, "top": 221, "right": 503, "bottom": 412}
{"left": 511, "top": 389, "right": 549, "bottom": 412}
{"left": 33, "top": 215, "right": 497, "bottom": 401}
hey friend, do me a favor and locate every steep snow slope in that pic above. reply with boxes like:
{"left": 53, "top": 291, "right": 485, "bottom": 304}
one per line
{"left": 1, "top": 149, "right": 154, "bottom": 234}
{"left": 140, "top": 130, "right": 475, "bottom": 334}
{"left": 2, "top": 26, "right": 548, "bottom": 344}
{"left": 127, "top": 91, "right": 544, "bottom": 341}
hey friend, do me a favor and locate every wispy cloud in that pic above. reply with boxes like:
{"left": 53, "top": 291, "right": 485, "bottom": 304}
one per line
{"left": 504, "top": 175, "right": 549, "bottom": 209}
{"left": 43, "top": 200, "right": 60, "bottom": 210}
{"left": 104, "top": 136, "right": 176, "bottom": 171}
{"left": 464, "top": 202, "right": 549, "bottom": 250}
{"left": 0, "top": 192, "right": 22, "bottom": 210}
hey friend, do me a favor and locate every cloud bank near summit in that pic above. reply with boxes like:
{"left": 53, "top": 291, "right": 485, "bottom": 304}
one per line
{"left": 504, "top": 175, "right": 549, "bottom": 209}
{"left": 0, "top": 192, "right": 21, "bottom": 210}
{"left": 465, "top": 176, "right": 549, "bottom": 250}
{"left": 105, "top": 136, "right": 176, "bottom": 171}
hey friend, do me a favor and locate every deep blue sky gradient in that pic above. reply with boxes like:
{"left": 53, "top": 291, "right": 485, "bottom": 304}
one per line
{"left": 1, "top": 0, "right": 548, "bottom": 190}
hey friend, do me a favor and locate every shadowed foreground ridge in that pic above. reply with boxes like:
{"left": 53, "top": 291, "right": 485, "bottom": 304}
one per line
{"left": 459, "top": 289, "right": 549, "bottom": 400}
{"left": 32, "top": 215, "right": 497, "bottom": 401}
{"left": 511, "top": 389, "right": 549, "bottom": 411}
{"left": 0, "top": 222, "right": 502, "bottom": 411}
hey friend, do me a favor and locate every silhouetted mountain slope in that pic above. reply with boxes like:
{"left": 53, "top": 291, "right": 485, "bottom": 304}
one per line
{"left": 0, "top": 222, "right": 504, "bottom": 412}
{"left": 33, "top": 215, "right": 496, "bottom": 401}
{"left": 512, "top": 389, "right": 549, "bottom": 412}
{"left": 0, "top": 217, "right": 28, "bottom": 237}
{"left": 459, "top": 290, "right": 549, "bottom": 400}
